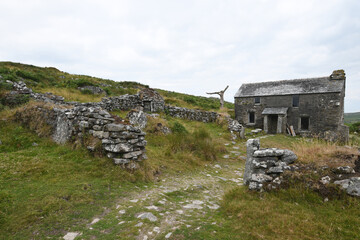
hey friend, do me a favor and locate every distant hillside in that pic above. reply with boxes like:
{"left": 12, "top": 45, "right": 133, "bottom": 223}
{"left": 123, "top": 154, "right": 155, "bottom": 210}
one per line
{"left": 0, "top": 61, "right": 234, "bottom": 112}
{"left": 344, "top": 112, "right": 360, "bottom": 124}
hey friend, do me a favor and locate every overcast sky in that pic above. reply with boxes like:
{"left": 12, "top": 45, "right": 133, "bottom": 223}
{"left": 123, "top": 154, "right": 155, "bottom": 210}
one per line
{"left": 1, "top": 0, "right": 359, "bottom": 112}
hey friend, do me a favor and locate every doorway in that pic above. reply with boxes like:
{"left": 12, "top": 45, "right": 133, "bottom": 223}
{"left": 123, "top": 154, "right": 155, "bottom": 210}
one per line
{"left": 268, "top": 114, "right": 278, "bottom": 134}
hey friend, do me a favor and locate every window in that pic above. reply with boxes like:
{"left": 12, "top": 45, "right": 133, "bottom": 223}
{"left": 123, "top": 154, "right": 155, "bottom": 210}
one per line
{"left": 292, "top": 95, "right": 299, "bottom": 107}
{"left": 254, "top": 97, "right": 260, "bottom": 104}
{"left": 249, "top": 112, "right": 255, "bottom": 124}
{"left": 301, "top": 117, "right": 309, "bottom": 130}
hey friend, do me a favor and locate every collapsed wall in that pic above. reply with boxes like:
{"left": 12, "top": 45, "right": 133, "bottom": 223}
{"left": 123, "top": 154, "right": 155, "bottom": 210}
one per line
{"left": 244, "top": 138, "right": 297, "bottom": 190}
{"left": 15, "top": 104, "right": 147, "bottom": 169}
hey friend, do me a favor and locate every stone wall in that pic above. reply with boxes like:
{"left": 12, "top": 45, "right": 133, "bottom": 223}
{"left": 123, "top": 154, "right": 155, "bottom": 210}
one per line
{"left": 164, "top": 105, "right": 219, "bottom": 123}
{"left": 243, "top": 138, "right": 297, "bottom": 190}
{"left": 15, "top": 104, "right": 147, "bottom": 169}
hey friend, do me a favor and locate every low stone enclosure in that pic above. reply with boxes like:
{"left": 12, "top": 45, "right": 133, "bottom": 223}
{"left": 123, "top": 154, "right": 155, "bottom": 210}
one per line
{"left": 244, "top": 138, "right": 360, "bottom": 197}
{"left": 5, "top": 80, "right": 244, "bottom": 169}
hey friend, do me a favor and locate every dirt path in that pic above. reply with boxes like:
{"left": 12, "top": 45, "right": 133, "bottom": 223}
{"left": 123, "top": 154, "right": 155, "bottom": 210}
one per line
{"left": 64, "top": 143, "right": 246, "bottom": 240}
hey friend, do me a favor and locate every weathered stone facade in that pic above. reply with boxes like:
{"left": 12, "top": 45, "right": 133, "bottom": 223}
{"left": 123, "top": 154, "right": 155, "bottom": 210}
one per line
{"left": 235, "top": 70, "right": 349, "bottom": 142}
{"left": 244, "top": 138, "right": 297, "bottom": 190}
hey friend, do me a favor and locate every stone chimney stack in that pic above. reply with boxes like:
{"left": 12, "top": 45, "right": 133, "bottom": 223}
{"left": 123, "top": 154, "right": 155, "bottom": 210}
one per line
{"left": 330, "top": 69, "right": 346, "bottom": 80}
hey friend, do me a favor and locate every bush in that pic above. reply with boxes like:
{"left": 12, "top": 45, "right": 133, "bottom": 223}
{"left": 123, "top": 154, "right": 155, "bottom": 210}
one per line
{"left": 349, "top": 122, "right": 360, "bottom": 133}
{"left": 1, "top": 94, "right": 30, "bottom": 107}
{"left": 15, "top": 70, "right": 41, "bottom": 82}
{"left": 0, "top": 81, "right": 13, "bottom": 91}
{"left": 171, "top": 122, "right": 188, "bottom": 134}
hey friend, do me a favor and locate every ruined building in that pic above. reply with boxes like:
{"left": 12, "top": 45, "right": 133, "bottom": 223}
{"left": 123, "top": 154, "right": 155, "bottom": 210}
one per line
{"left": 234, "top": 70, "right": 349, "bottom": 142}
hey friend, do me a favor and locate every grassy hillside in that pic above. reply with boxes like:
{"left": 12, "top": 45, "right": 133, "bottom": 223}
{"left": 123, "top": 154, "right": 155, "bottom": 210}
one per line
{"left": 345, "top": 112, "right": 360, "bottom": 124}
{"left": 0, "top": 61, "right": 234, "bottom": 112}
{"left": 0, "top": 61, "right": 359, "bottom": 239}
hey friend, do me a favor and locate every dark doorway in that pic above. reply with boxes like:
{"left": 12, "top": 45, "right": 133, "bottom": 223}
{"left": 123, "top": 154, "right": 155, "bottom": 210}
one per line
{"left": 268, "top": 114, "right": 278, "bottom": 134}
{"left": 143, "top": 101, "right": 151, "bottom": 112}
{"left": 301, "top": 117, "right": 310, "bottom": 130}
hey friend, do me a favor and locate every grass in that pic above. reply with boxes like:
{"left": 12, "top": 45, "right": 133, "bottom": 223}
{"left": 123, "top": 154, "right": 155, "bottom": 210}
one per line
{"left": 217, "top": 186, "right": 360, "bottom": 240}
{"left": 34, "top": 87, "right": 105, "bottom": 103}
{"left": 0, "top": 121, "right": 151, "bottom": 239}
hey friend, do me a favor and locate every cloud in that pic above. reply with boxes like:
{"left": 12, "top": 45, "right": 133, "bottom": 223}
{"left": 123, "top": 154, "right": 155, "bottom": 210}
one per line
{"left": 0, "top": 0, "right": 359, "bottom": 112}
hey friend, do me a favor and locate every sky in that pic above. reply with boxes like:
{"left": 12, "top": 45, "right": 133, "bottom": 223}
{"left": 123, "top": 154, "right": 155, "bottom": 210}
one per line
{"left": 1, "top": 0, "right": 359, "bottom": 112}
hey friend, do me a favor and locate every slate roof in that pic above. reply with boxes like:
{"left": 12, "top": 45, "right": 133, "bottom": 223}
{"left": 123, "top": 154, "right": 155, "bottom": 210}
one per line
{"left": 235, "top": 76, "right": 345, "bottom": 97}
{"left": 262, "top": 107, "right": 288, "bottom": 115}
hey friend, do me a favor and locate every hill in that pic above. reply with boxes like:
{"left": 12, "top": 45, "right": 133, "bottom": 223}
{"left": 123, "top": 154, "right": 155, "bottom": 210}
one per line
{"left": 345, "top": 112, "right": 360, "bottom": 124}
{"left": 0, "top": 61, "right": 234, "bottom": 112}
{"left": 0, "top": 61, "right": 360, "bottom": 239}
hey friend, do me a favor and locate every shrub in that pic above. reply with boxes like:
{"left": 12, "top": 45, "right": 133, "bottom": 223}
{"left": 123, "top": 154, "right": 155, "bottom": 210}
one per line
{"left": 15, "top": 70, "right": 41, "bottom": 82}
{"left": 349, "top": 122, "right": 360, "bottom": 133}
{"left": 1, "top": 94, "right": 30, "bottom": 108}
{"left": 171, "top": 122, "right": 188, "bottom": 134}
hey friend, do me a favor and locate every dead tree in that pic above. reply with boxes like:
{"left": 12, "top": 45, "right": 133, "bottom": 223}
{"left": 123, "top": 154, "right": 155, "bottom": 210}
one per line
{"left": 206, "top": 85, "right": 229, "bottom": 108}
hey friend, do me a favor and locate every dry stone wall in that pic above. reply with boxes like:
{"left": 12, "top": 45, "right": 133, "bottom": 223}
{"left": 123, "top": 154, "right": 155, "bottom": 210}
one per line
{"left": 164, "top": 105, "right": 219, "bottom": 123}
{"left": 244, "top": 138, "right": 297, "bottom": 190}
{"left": 15, "top": 103, "right": 147, "bottom": 169}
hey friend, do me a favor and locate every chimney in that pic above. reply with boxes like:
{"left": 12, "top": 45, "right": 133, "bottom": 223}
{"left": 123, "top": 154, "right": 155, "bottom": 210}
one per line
{"left": 330, "top": 69, "right": 346, "bottom": 80}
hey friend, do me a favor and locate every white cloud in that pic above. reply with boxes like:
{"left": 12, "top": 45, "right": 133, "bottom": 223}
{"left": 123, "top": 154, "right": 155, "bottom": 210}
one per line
{"left": 0, "top": 0, "right": 359, "bottom": 112}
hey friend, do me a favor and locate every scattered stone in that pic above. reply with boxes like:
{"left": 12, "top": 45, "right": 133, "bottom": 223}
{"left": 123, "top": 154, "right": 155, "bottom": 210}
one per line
{"left": 118, "top": 221, "right": 125, "bottom": 225}
{"left": 165, "top": 232, "right": 173, "bottom": 239}
{"left": 183, "top": 200, "right": 204, "bottom": 209}
{"left": 223, "top": 155, "right": 229, "bottom": 159}
{"left": 32, "top": 142, "right": 38, "bottom": 146}
{"left": 334, "top": 177, "right": 360, "bottom": 197}
{"left": 214, "top": 164, "right": 221, "bottom": 169}
{"left": 251, "top": 129, "right": 262, "bottom": 134}
{"left": 135, "top": 222, "right": 143, "bottom": 227}
{"left": 320, "top": 176, "right": 331, "bottom": 185}
{"left": 216, "top": 176, "right": 227, "bottom": 181}
{"left": 145, "top": 205, "right": 159, "bottom": 211}
{"left": 334, "top": 166, "right": 355, "bottom": 174}
{"left": 153, "top": 227, "right": 160, "bottom": 233}
{"left": 130, "top": 199, "right": 139, "bottom": 203}
{"left": 118, "top": 209, "right": 126, "bottom": 214}
{"left": 176, "top": 210, "right": 184, "bottom": 214}
{"left": 137, "top": 212, "right": 158, "bottom": 222}
{"left": 90, "top": 218, "right": 100, "bottom": 225}
{"left": 63, "top": 232, "right": 80, "bottom": 240}
{"left": 207, "top": 204, "right": 220, "bottom": 210}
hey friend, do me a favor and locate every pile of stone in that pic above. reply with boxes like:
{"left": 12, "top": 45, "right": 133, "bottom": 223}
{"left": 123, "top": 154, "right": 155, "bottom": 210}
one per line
{"left": 243, "top": 138, "right": 297, "bottom": 190}
{"left": 164, "top": 105, "right": 219, "bottom": 123}
{"left": 228, "top": 118, "right": 245, "bottom": 139}
{"left": 8, "top": 80, "right": 65, "bottom": 104}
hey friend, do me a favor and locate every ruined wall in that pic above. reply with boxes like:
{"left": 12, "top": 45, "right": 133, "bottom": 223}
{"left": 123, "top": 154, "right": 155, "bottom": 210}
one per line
{"left": 16, "top": 104, "right": 147, "bottom": 169}
{"left": 243, "top": 138, "right": 297, "bottom": 190}
{"left": 235, "top": 92, "right": 348, "bottom": 141}
{"left": 165, "top": 105, "right": 219, "bottom": 123}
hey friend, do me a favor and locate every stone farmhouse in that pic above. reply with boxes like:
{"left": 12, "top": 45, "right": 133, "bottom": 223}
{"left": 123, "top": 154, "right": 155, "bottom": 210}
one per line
{"left": 234, "top": 70, "right": 349, "bottom": 141}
